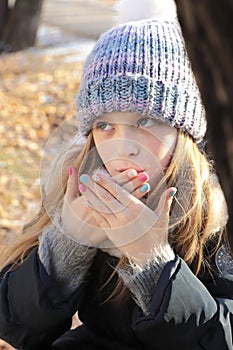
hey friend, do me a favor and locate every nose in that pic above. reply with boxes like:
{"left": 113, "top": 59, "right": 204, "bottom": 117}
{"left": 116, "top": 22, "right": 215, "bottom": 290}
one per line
{"left": 115, "top": 126, "right": 139, "bottom": 157}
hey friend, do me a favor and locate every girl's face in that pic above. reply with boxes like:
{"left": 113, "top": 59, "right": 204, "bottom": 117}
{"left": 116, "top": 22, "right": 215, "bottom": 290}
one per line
{"left": 92, "top": 112, "right": 177, "bottom": 187}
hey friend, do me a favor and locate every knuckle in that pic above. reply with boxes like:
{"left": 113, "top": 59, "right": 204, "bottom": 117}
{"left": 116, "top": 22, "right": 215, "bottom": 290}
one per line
{"left": 101, "top": 192, "right": 113, "bottom": 203}
{"left": 95, "top": 202, "right": 109, "bottom": 213}
{"left": 82, "top": 197, "right": 92, "bottom": 208}
{"left": 67, "top": 178, "right": 73, "bottom": 186}
{"left": 123, "top": 182, "right": 134, "bottom": 193}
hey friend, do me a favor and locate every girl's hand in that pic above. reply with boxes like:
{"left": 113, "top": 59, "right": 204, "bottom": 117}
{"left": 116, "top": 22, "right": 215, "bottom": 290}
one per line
{"left": 79, "top": 172, "right": 176, "bottom": 265}
{"left": 61, "top": 167, "right": 107, "bottom": 246}
{"left": 61, "top": 167, "right": 151, "bottom": 247}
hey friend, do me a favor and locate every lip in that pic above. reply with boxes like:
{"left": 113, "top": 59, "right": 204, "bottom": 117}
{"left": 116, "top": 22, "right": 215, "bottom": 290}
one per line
{"left": 117, "top": 167, "right": 144, "bottom": 173}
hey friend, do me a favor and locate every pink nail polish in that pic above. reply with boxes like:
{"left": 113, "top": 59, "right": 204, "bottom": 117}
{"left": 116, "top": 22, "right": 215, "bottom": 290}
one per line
{"left": 68, "top": 167, "right": 73, "bottom": 176}
{"left": 79, "top": 184, "right": 87, "bottom": 193}
{"left": 139, "top": 173, "right": 148, "bottom": 182}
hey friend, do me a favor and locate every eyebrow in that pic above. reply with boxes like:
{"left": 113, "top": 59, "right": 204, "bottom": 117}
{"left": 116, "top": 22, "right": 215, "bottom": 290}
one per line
{"left": 94, "top": 120, "right": 133, "bottom": 127}
{"left": 92, "top": 120, "right": 107, "bottom": 127}
{"left": 93, "top": 116, "right": 150, "bottom": 125}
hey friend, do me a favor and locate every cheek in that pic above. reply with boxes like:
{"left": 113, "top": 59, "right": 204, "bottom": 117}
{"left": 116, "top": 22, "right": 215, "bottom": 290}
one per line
{"left": 148, "top": 132, "right": 177, "bottom": 167}
{"left": 95, "top": 149, "right": 114, "bottom": 175}
{"left": 145, "top": 141, "right": 167, "bottom": 165}
{"left": 93, "top": 138, "right": 114, "bottom": 171}
{"left": 154, "top": 145, "right": 171, "bottom": 167}
{"left": 95, "top": 143, "right": 113, "bottom": 160}
{"left": 143, "top": 140, "right": 174, "bottom": 184}
{"left": 93, "top": 133, "right": 105, "bottom": 159}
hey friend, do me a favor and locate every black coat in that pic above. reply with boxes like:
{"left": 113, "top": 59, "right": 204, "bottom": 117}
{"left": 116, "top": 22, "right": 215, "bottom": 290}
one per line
{"left": 0, "top": 247, "right": 232, "bottom": 350}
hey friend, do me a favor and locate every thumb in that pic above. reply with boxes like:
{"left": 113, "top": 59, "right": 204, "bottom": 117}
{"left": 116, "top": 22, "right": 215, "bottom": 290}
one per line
{"left": 65, "top": 166, "right": 79, "bottom": 202}
{"left": 155, "top": 187, "right": 177, "bottom": 219}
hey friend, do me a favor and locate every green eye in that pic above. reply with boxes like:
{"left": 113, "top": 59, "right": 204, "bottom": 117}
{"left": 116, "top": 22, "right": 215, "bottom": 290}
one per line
{"left": 95, "top": 122, "right": 113, "bottom": 131}
{"left": 137, "top": 117, "right": 155, "bottom": 127}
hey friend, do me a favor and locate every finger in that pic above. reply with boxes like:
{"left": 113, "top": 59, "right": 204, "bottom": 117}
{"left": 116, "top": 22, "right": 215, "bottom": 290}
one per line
{"left": 156, "top": 187, "right": 177, "bottom": 219}
{"left": 112, "top": 169, "right": 149, "bottom": 194}
{"left": 94, "top": 170, "right": 150, "bottom": 205}
{"left": 79, "top": 184, "right": 123, "bottom": 215}
{"left": 112, "top": 168, "right": 138, "bottom": 185}
{"left": 80, "top": 173, "right": 131, "bottom": 209}
{"left": 131, "top": 182, "right": 151, "bottom": 199}
{"left": 123, "top": 172, "right": 150, "bottom": 193}
{"left": 65, "top": 167, "right": 79, "bottom": 202}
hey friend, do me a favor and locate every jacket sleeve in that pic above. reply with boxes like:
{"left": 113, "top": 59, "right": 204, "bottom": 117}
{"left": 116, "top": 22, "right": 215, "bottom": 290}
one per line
{"left": 0, "top": 248, "right": 84, "bottom": 350}
{"left": 38, "top": 220, "right": 97, "bottom": 297}
{"left": 131, "top": 256, "right": 233, "bottom": 350}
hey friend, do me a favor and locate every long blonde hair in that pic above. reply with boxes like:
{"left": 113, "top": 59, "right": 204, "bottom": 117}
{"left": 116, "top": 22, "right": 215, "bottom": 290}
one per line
{"left": 0, "top": 131, "right": 227, "bottom": 287}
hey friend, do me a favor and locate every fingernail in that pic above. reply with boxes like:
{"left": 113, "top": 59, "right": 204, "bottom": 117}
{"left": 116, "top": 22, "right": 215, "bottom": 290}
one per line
{"left": 92, "top": 173, "right": 100, "bottom": 182}
{"left": 140, "top": 183, "right": 150, "bottom": 193}
{"left": 79, "top": 184, "right": 87, "bottom": 193}
{"left": 127, "top": 169, "right": 138, "bottom": 178}
{"left": 68, "top": 167, "right": 73, "bottom": 176}
{"left": 169, "top": 189, "right": 177, "bottom": 198}
{"left": 139, "top": 173, "right": 149, "bottom": 182}
{"left": 80, "top": 174, "right": 89, "bottom": 183}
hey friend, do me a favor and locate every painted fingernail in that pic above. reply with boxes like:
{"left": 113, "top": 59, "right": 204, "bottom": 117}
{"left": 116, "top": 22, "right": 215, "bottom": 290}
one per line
{"left": 80, "top": 174, "right": 89, "bottom": 183}
{"left": 140, "top": 183, "right": 150, "bottom": 193}
{"left": 169, "top": 189, "right": 177, "bottom": 198}
{"left": 127, "top": 169, "right": 138, "bottom": 178}
{"left": 79, "top": 184, "right": 87, "bottom": 193}
{"left": 68, "top": 167, "right": 73, "bottom": 176}
{"left": 92, "top": 173, "right": 100, "bottom": 182}
{"left": 139, "top": 173, "right": 149, "bottom": 182}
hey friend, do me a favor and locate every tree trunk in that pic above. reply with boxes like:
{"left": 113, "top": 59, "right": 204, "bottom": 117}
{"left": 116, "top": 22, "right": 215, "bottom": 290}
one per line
{"left": 0, "top": 0, "right": 9, "bottom": 38}
{"left": 1, "top": 0, "right": 43, "bottom": 52}
{"left": 175, "top": 0, "right": 233, "bottom": 249}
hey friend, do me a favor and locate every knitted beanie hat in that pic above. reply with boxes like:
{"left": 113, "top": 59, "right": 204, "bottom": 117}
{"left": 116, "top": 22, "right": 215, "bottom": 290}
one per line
{"left": 77, "top": 0, "right": 206, "bottom": 142}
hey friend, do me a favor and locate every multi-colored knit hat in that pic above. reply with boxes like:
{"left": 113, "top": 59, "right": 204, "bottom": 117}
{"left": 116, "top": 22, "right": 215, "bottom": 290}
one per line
{"left": 77, "top": 0, "right": 206, "bottom": 142}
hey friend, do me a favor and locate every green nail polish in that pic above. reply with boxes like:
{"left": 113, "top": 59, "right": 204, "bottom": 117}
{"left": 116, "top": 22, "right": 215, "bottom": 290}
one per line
{"left": 80, "top": 174, "right": 88, "bottom": 183}
{"left": 169, "top": 189, "right": 177, "bottom": 198}
{"left": 140, "top": 183, "right": 150, "bottom": 193}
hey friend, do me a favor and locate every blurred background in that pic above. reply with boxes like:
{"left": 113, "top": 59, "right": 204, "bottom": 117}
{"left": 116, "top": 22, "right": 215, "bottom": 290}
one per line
{"left": 0, "top": 0, "right": 117, "bottom": 245}
{"left": 0, "top": 0, "right": 232, "bottom": 348}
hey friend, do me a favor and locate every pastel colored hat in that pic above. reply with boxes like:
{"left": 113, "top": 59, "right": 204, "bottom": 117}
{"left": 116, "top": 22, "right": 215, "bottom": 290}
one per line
{"left": 76, "top": 0, "right": 206, "bottom": 142}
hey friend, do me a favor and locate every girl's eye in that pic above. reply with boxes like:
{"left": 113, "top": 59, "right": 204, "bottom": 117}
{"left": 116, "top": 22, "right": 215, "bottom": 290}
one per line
{"left": 95, "top": 122, "right": 113, "bottom": 131}
{"left": 137, "top": 117, "right": 156, "bottom": 128}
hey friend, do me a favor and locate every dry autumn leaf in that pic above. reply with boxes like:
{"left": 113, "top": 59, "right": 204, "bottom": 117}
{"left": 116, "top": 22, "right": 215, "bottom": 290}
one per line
{"left": 0, "top": 51, "right": 82, "bottom": 245}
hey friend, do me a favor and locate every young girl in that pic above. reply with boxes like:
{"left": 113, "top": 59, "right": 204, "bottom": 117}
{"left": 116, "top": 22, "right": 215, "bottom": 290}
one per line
{"left": 0, "top": 1, "right": 233, "bottom": 349}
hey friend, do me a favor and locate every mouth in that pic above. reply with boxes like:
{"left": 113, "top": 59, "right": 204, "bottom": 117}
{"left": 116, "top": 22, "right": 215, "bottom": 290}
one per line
{"left": 117, "top": 167, "right": 144, "bottom": 173}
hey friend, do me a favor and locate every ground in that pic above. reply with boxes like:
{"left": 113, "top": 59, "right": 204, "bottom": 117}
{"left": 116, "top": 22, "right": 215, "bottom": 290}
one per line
{"left": 0, "top": 1, "right": 118, "bottom": 347}
{"left": 0, "top": 0, "right": 117, "bottom": 242}
{"left": 0, "top": 32, "right": 86, "bottom": 350}
{"left": 0, "top": 50, "right": 83, "bottom": 239}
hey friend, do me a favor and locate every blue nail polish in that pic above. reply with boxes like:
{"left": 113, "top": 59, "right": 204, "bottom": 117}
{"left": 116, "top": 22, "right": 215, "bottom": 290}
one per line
{"left": 80, "top": 174, "right": 89, "bottom": 184}
{"left": 140, "top": 183, "right": 150, "bottom": 193}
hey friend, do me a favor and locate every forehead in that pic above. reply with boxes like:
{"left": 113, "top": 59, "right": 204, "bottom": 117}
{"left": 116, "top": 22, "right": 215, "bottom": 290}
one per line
{"left": 96, "top": 111, "right": 148, "bottom": 124}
